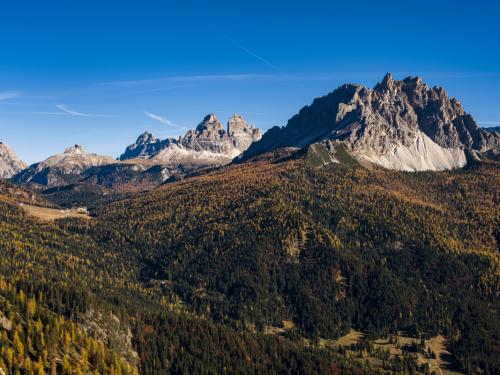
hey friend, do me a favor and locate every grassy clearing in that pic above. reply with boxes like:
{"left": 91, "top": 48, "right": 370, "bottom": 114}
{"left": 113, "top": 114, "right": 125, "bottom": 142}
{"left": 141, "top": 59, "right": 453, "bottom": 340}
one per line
{"left": 19, "top": 204, "right": 90, "bottom": 221}
{"left": 317, "top": 330, "right": 461, "bottom": 375}
{"left": 330, "top": 329, "right": 365, "bottom": 347}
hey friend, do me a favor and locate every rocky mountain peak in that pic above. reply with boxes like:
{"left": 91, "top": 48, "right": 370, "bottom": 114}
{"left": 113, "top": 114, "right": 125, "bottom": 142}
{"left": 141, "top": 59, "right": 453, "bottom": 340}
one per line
{"left": 228, "top": 113, "right": 246, "bottom": 124}
{"left": 120, "top": 113, "right": 263, "bottom": 179}
{"left": 12, "top": 145, "right": 116, "bottom": 187}
{"left": 182, "top": 114, "right": 232, "bottom": 155}
{"left": 196, "top": 113, "right": 224, "bottom": 133}
{"left": 136, "top": 132, "right": 157, "bottom": 144}
{"left": 403, "top": 76, "right": 423, "bottom": 85}
{"left": 64, "top": 144, "right": 84, "bottom": 154}
{"left": 379, "top": 72, "right": 395, "bottom": 88}
{"left": 241, "top": 74, "right": 500, "bottom": 171}
{"left": 119, "top": 132, "right": 170, "bottom": 161}
{"left": 227, "top": 113, "right": 262, "bottom": 151}
{"left": 0, "top": 142, "right": 27, "bottom": 179}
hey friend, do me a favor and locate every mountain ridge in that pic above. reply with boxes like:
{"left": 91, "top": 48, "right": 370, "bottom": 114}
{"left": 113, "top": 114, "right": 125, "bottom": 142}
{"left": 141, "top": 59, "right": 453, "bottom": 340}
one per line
{"left": 241, "top": 74, "right": 500, "bottom": 171}
{"left": 12, "top": 144, "right": 117, "bottom": 187}
{"left": 120, "top": 113, "right": 261, "bottom": 162}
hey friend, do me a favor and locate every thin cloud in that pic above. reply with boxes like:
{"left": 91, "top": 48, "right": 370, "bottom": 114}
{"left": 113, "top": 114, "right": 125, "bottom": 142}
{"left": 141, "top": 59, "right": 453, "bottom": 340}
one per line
{"left": 206, "top": 26, "right": 280, "bottom": 72}
{"left": 144, "top": 112, "right": 187, "bottom": 130}
{"left": 0, "top": 90, "right": 23, "bottom": 101}
{"left": 33, "top": 104, "right": 117, "bottom": 118}
{"left": 222, "top": 35, "right": 279, "bottom": 71}
{"left": 101, "top": 74, "right": 273, "bottom": 86}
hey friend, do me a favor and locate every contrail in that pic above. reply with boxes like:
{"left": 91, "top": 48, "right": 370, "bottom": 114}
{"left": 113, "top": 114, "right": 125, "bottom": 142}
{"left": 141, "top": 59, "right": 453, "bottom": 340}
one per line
{"left": 144, "top": 112, "right": 188, "bottom": 130}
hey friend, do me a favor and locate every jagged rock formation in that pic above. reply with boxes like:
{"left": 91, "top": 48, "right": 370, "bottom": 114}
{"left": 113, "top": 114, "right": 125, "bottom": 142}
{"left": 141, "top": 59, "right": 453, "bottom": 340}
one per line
{"left": 119, "top": 132, "right": 174, "bottom": 160}
{"left": 11, "top": 115, "right": 260, "bottom": 191}
{"left": 121, "top": 113, "right": 261, "bottom": 169}
{"left": 180, "top": 114, "right": 238, "bottom": 156}
{"left": 227, "top": 114, "right": 262, "bottom": 151}
{"left": 0, "top": 142, "right": 26, "bottom": 178}
{"left": 241, "top": 74, "right": 500, "bottom": 171}
{"left": 12, "top": 145, "right": 116, "bottom": 187}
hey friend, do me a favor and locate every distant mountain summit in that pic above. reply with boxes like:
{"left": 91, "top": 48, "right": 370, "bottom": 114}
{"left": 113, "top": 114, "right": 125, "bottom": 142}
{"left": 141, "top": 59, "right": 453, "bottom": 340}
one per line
{"left": 118, "top": 132, "right": 173, "bottom": 160}
{"left": 11, "top": 114, "right": 261, "bottom": 194}
{"left": 120, "top": 113, "right": 262, "bottom": 166}
{"left": 241, "top": 74, "right": 500, "bottom": 171}
{"left": 484, "top": 126, "right": 500, "bottom": 134}
{"left": 0, "top": 142, "right": 26, "bottom": 178}
{"left": 13, "top": 145, "right": 116, "bottom": 186}
{"left": 227, "top": 113, "right": 263, "bottom": 151}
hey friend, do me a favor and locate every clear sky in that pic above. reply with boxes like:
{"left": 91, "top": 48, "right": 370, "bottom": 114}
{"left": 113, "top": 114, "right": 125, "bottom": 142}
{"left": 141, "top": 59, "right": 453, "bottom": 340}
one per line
{"left": 1, "top": 0, "right": 499, "bottom": 164}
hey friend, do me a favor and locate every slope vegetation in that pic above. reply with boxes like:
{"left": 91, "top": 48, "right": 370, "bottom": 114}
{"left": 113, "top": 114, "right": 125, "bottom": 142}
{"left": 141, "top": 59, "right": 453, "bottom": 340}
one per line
{"left": 0, "top": 179, "right": 373, "bottom": 375}
{"left": 91, "top": 156, "right": 499, "bottom": 374}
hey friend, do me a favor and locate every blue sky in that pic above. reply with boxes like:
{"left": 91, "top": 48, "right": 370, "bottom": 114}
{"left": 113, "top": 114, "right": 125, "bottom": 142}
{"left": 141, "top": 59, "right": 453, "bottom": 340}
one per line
{"left": 1, "top": 0, "right": 499, "bottom": 164}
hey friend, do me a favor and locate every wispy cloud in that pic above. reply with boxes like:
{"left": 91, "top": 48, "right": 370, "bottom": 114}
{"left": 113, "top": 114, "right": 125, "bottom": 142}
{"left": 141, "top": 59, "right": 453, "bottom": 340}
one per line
{"left": 221, "top": 35, "right": 279, "bottom": 71}
{"left": 33, "top": 104, "right": 116, "bottom": 118}
{"left": 206, "top": 26, "right": 280, "bottom": 72}
{"left": 144, "top": 112, "right": 187, "bottom": 130}
{"left": 101, "top": 74, "right": 274, "bottom": 86}
{"left": 0, "top": 90, "right": 23, "bottom": 101}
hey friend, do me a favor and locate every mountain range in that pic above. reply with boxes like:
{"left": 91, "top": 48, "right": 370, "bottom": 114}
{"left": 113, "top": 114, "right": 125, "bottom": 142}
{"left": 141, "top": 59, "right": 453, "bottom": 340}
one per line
{"left": 2, "top": 74, "right": 500, "bottom": 192}
{"left": 7, "top": 114, "right": 261, "bottom": 192}
{"left": 119, "top": 113, "right": 261, "bottom": 165}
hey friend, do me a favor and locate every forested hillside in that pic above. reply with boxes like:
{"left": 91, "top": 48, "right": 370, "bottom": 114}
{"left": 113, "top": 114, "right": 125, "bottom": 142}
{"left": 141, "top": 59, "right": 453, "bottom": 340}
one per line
{"left": 0, "top": 154, "right": 498, "bottom": 374}
{"left": 0, "top": 176, "right": 374, "bottom": 374}
{"left": 91, "top": 155, "right": 499, "bottom": 374}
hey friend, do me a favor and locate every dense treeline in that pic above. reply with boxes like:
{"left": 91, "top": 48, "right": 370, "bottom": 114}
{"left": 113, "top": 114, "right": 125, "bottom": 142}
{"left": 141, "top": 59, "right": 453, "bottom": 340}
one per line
{"left": 0, "top": 176, "right": 374, "bottom": 374}
{"left": 0, "top": 277, "right": 137, "bottom": 375}
{"left": 0, "top": 156, "right": 498, "bottom": 374}
{"left": 133, "top": 312, "right": 376, "bottom": 375}
{"left": 91, "top": 158, "right": 499, "bottom": 374}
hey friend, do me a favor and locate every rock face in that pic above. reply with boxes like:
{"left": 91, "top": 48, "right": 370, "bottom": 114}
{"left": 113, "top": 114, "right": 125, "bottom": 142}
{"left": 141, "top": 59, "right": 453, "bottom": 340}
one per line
{"left": 241, "top": 74, "right": 500, "bottom": 171}
{"left": 0, "top": 142, "right": 26, "bottom": 178}
{"left": 180, "top": 114, "right": 238, "bottom": 156}
{"left": 119, "top": 132, "right": 173, "bottom": 160}
{"left": 12, "top": 115, "right": 260, "bottom": 190}
{"left": 227, "top": 114, "right": 262, "bottom": 151}
{"left": 13, "top": 145, "right": 116, "bottom": 187}
{"left": 120, "top": 114, "right": 261, "bottom": 175}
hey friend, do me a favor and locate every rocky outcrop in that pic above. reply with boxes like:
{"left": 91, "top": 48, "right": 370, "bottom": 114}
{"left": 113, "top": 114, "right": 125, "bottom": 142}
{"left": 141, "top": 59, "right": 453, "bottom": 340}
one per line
{"left": 13, "top": 145, "right": 116, "bottom": 187}
{"left": 119, "top": 132, "right": 173, "bottom": 161}
{"left": 227, "top": 114, "right": 262, "bottom": 151}
{"left": 0, "top": 142, "right": 26, "bottom": 178}
{"left": 241, "top": 74, "right": 500, "bottom": 171}
{"left": 122, "top": 114, "right": 261, "bottom": 163}
{"left": 399, "top": 76, "right": 499, "bottom": 155}
{"left": 120, "top": 114, "right": 262, "bottom": 177}
{"left": 12, "top": 113, "right": 261, "bottom": 190}
{"left": 180, "top": 114, "right": 238, "bottom": 156}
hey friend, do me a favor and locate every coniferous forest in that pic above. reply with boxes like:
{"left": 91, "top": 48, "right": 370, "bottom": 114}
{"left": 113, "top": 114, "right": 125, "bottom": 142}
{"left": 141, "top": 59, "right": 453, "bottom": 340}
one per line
{"left": 0, "top": 153, "right": 498, "bottom": 374}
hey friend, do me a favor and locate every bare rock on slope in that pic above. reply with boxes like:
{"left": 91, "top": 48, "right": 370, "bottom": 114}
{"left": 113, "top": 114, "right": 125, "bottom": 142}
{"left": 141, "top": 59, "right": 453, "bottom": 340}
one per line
{"left": 0, "top": 142, "right": 26, "bottom": 179}
{"left": 12, "top": 145, "right": 116, "bottom": 187}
